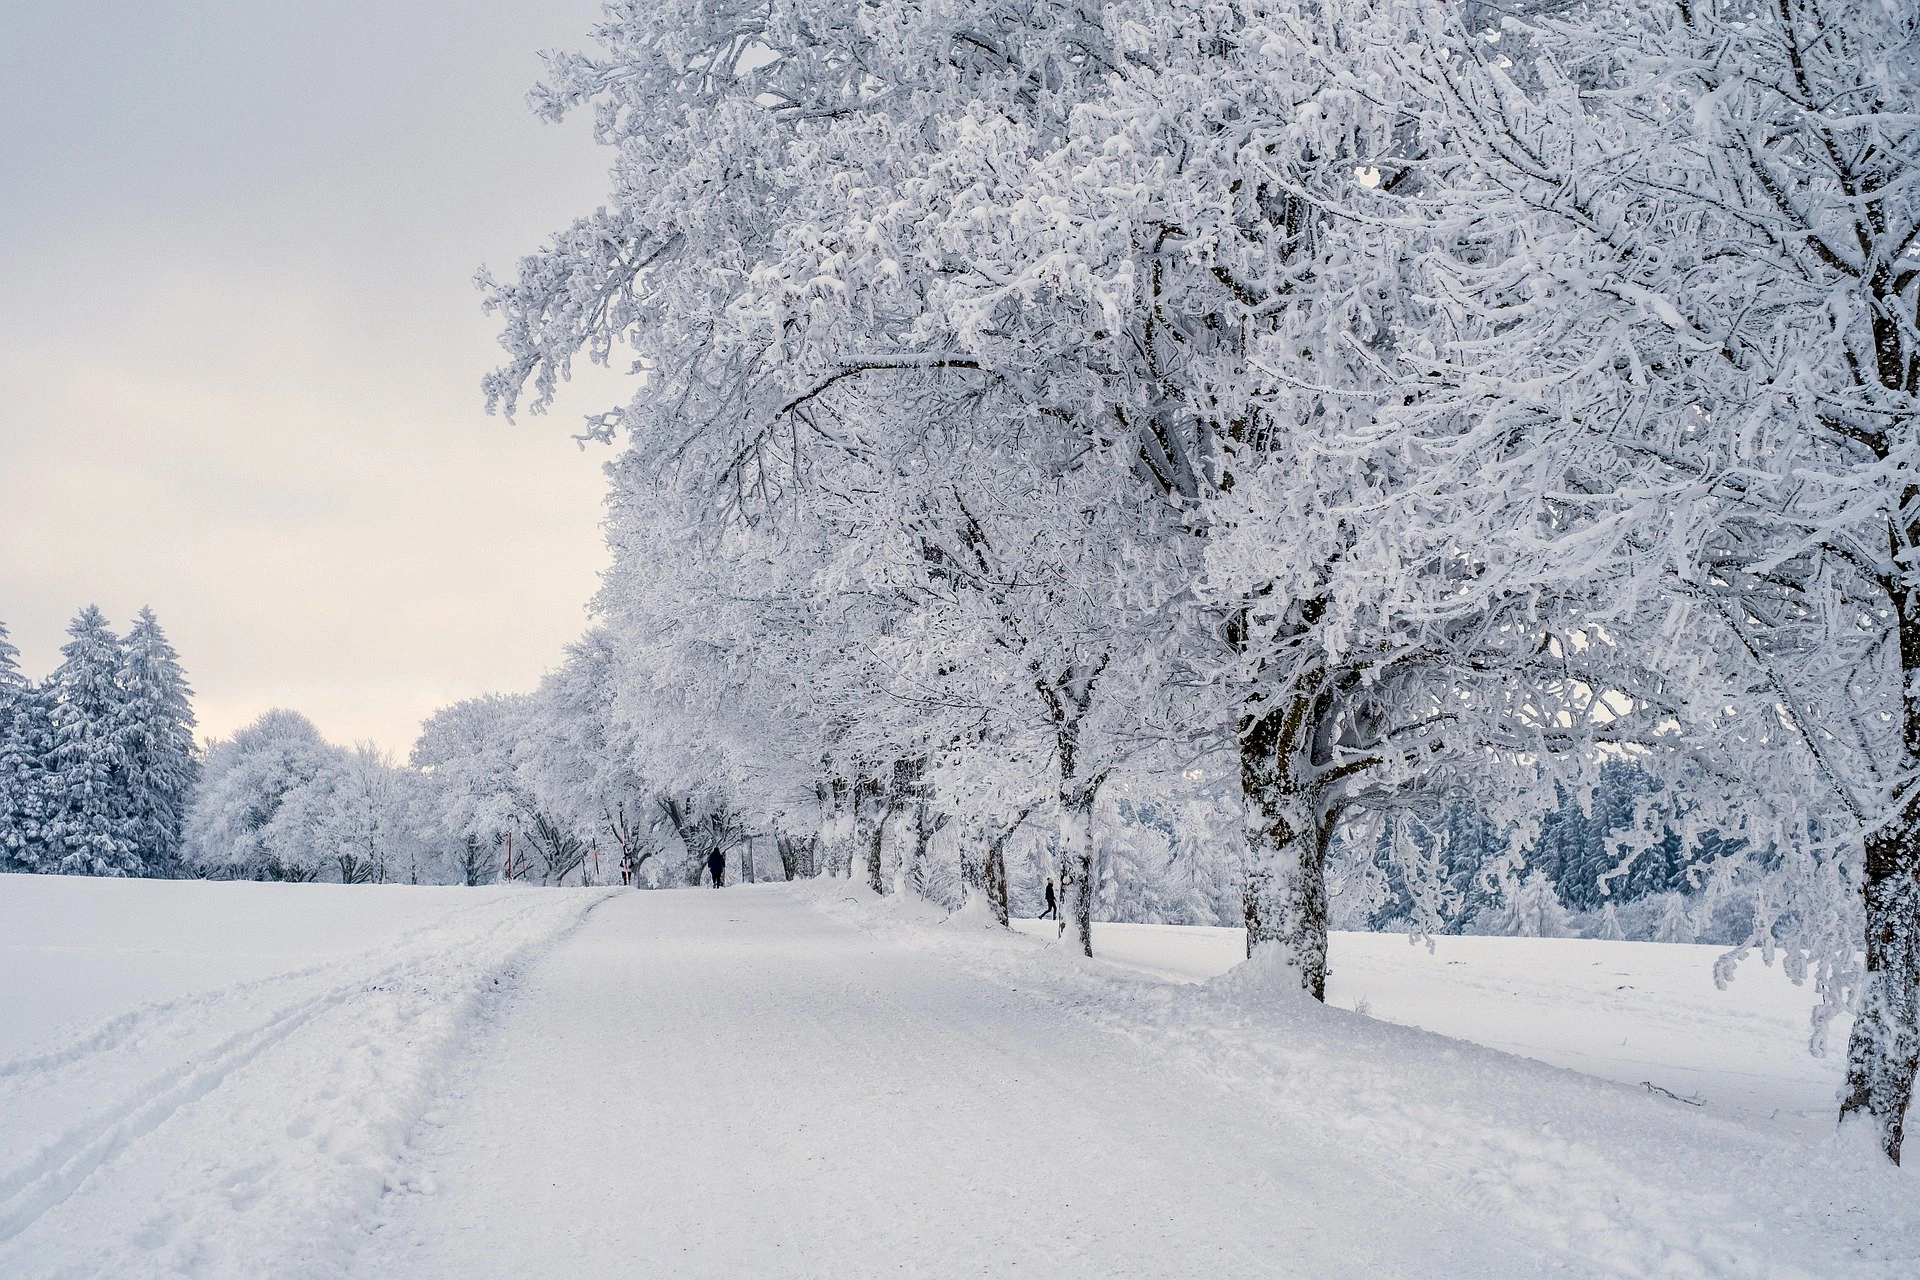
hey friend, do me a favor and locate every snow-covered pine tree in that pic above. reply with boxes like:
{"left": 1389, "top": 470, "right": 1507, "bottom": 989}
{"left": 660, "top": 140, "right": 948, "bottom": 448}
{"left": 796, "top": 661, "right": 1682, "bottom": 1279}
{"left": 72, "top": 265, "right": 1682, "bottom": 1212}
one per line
{"left": 0, "top": 620, "right": 20, "bottom": 701}
{"left": 1595, "top": 902, "right": 1626, "bottom": 943}
{"left": 0, "top": 621, "right": 45, "bottom": 871}
{"left": 1501, "top": 872, "right": 1577, "bottom": 940}
{"left": 1656, "top": 894, "right": 1695, "bottom": 947}
{"left": 119, "top": 608, "right": 198, "bottom": 876}
{"left": 41, "top": 606, "right": 139, "bottom": 876}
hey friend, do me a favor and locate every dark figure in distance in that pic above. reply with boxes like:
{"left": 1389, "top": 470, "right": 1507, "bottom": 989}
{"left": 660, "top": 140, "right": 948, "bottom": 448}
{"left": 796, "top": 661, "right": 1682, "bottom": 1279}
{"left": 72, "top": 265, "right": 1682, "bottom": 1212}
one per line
{"left": 1040, "top": 876, "right": 1058, "bottom": 920}
{"left": 707, "top": 848, "right": 726, "bottom": 887}
{"left": 620, "top": 850, "right": 634, "bottom": 887}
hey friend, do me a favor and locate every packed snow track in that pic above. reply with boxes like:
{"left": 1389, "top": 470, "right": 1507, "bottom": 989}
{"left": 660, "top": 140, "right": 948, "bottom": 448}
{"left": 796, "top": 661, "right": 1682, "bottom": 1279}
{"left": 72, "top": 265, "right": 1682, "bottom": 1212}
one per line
{"left": 353, "top": 885, "right": 1544, "bottom": 1279}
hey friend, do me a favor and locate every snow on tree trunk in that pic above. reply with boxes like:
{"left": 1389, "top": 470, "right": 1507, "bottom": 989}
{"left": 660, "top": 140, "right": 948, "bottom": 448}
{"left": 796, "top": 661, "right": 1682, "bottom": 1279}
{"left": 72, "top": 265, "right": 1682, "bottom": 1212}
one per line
{"left": 982, "top": 833, "right": 1011, "bottom": 928}
{"left": 1242, "top": 794, "right": 1331, "bottom": 1000}
{"left": 1058, "top": 784, "right": 1097, "bottom": 958}
{"left": 855, "top": 774, "right": 886, "bottom": 895}
{"left": 961, "top": 813, "right": 1021, "bottom": 928}
{"left": 816, "top": 779, "right": 853, "bottom": 878}
{"left": 1239, "top": 695, "right": 1330, "bottom": 1000}
{"left": 1841, "top": 795, "right": 1920, "bottom": 1163}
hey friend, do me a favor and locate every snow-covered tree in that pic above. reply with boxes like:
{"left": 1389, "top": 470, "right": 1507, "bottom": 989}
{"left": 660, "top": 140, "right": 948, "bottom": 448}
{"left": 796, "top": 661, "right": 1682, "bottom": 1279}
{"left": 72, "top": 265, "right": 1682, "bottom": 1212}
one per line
{"left": 1500, "top": 872, "right": 1577, "bottom": 940}
{"left": 473, "top": 0, "right": 1917, "bottom": 1155}
{"left": 184, "top": 709, "right": 342, "bottom": 880}
{"left": 519, "top": 629, "right": 662, "bottom": 885}
{"left": 413, "top": 694, "right": 534, "bottom": 872}
{"left": 40, "top": 606, "right": 138, "bottom": 876}
{"left": 118, "top": 608, "right": 198, "bottom": 875}
{"left": 268, "top": 743, "right": 437, "bottom": 885}
{"left": 414, "top": 693, "right": 591, "bottom": 884}
{"left": 1595, "top": 902, "right": 1626, "bottom": 943}
{"left": 1656, "top": 894, "right": 1697, "bottom": 948}
{"left": 187, "top": 713, "right": 449, "bottom": 884}
{"left": 0, "top": 621, "right": 47, "bottom": 871}
{"left": 1372, "top": 0, "right": 1920, "bottom": 1160}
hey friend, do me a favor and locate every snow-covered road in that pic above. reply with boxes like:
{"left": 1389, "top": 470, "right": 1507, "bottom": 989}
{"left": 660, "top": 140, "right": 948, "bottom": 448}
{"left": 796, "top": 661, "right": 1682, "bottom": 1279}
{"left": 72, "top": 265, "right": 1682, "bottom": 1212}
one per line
{"left": 354, "top": 886, "right": 1546, "bottom": 1278}
{"left": 8, "top": 877, "right": 1918, "bottom": 1278}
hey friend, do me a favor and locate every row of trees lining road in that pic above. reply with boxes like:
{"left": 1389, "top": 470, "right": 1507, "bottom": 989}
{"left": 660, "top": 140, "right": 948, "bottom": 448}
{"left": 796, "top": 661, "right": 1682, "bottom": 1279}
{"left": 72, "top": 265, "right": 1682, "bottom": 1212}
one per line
{"left": 472, "top": 0, "right": 1920, "bottom": 1159}
{"left": 0, "top": 611, "right": 198, "bottom": 877}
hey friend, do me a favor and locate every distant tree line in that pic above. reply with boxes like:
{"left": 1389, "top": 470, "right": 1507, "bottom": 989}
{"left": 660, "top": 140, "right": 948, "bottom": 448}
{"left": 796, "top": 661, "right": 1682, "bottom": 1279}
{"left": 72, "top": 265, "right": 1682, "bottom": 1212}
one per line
{"left": 0, "top": 610, "right": 198, "bottom": 877}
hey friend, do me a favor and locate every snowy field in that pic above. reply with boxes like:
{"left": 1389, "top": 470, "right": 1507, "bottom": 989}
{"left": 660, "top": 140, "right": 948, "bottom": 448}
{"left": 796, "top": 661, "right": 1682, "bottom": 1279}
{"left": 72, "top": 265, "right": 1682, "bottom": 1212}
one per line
{"left": 0, "top": 875, "right": 609, "bottom": 1278}
{"left": 1012, "top": 919, "right": 1844, "bottom": 1141}
{"left": 3, "top": 874, "right": 1916, "bottom": 1278}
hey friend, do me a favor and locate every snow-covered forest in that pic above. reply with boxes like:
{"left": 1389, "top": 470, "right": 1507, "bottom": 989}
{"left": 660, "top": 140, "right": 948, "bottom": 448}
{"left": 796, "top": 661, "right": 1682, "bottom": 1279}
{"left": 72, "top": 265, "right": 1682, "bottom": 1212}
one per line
{"left": 11, "top": 0, "right": 1920, "bottom": 1271}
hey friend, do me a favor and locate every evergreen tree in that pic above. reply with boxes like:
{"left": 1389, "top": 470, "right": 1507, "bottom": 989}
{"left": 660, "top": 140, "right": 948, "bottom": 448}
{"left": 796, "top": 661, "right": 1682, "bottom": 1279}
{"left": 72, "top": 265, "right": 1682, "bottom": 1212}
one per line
{"left": 0, "top": 621, "right": 44, "bottom": 871}
{"left": 41, "top": 606, "right": 138, "bottom": 876}
{"left": 1656, "top": 894, "right": 1696, "bottom": 946}
{"left": 1500, "top": 872, "right": 1577, "bottom": 940}
{"left": 0, "top": 621, "right": 20, "bottom": 698}
{"left": 119, "top": 608, "right": 198, "bottom": 875}
{"left": 1595, "top": 902, "right": 1626, "bottom": 943}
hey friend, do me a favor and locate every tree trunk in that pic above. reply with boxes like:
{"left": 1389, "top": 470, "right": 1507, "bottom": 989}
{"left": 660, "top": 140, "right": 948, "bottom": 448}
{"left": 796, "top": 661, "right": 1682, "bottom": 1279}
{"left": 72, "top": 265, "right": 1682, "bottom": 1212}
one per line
{"left": 982, "top": 817, "right": 1020, "bottom": 927}
{"left": 906, "top": 801, "right": 941, "bottom": 897}
{"left": 855, "top": 774, "right": 887, "bottom": 894}
{"left": 1057, "top": 784, "right": 1097, "bottom": 957}
{"left": 1240, "top": 694, "right": 1331, "bottom": 999}
{"left": 1841, "top": 748, "right": 1920, "bottom": 1160}
{"left": 817, "top": 779, "right": 853, "bottom": 877}
{"left": 863, "top": 818, "right": 886, "bottom": 893}
{"left": 776, "top": 833, "right": 805, "bottom": 881}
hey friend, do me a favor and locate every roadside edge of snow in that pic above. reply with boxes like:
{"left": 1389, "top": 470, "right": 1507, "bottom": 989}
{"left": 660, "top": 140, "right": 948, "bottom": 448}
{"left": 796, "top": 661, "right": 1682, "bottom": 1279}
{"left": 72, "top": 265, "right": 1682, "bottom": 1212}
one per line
{"left": 791, "top": 879, "right": 1916, "bottom": 1280}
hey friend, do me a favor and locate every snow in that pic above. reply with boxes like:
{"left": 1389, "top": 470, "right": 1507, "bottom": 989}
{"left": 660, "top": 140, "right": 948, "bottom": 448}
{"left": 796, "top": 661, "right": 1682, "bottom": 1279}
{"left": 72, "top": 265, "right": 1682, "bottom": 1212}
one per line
{"left": 356, "top": 885, "right": 1544, "bottom": 1278}
{"left": 0, "top": 875, "right": 539, "bottom": 1056}
{"left": 5, "top": 874, "right": 1917, "bottom": 1278}
{"left": 1011, "top": 919, "right": 1847, "bottom": 1141}
{"left": 0, "top": 874, "right": 610, "bottom": 1278}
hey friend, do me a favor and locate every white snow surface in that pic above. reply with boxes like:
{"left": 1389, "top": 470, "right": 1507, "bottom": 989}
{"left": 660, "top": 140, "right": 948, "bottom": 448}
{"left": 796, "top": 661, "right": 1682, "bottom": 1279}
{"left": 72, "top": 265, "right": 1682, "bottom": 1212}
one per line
{"left": 0, "top": 874, "right": 611, "bottom": 1278}
{"left": 1011, "top": 918, "right": 1849, "bottom": 1141}
{"left": 4, "top": 874, "right": 1917, "bottom": 1278}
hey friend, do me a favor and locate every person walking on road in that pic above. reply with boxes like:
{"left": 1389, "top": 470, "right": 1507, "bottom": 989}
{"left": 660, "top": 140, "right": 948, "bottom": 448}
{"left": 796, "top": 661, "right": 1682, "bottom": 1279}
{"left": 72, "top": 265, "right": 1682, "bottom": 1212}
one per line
{"left": 1040, "top": 876, "right": 1058, "bottom": 921}
{"left": 620, "top": 850, "right": 634, "bottom": 887}
{"left": 707, "top": 848, "right": 726, "bottom": 887}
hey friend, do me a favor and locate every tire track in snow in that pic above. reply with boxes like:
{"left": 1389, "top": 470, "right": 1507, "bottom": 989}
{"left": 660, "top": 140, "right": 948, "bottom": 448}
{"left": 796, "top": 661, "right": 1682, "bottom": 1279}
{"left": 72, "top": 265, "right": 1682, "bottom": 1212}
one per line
{"left": 0, "top": 899, "right": 555, "bottom": 1084}
{"left": 0, "top": 890, "right": 605, "bottom": 1267}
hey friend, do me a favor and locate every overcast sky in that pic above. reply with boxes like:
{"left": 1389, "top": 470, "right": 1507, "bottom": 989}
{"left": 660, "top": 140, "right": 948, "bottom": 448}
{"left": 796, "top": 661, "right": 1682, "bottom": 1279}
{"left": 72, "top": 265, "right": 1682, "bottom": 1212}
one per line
{"left": 0, "top": 1, "right": 633, "bottom": 754}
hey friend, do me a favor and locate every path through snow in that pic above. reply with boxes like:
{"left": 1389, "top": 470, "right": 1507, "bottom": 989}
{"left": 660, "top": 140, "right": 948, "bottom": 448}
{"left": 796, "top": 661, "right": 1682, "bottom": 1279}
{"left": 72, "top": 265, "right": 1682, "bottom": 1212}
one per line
{"left": 354, "top": 886, "right": 1547, "bottom": 1279}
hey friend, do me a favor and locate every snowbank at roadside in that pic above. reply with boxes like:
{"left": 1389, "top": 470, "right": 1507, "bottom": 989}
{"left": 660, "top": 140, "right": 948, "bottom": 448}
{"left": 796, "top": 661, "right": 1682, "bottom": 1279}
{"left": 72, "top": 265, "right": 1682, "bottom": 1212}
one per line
{"left": 0, "top": 877, "right": 612, "bottom": 1279}
{"left": 1008, "top": 917, "right": 1844, "bottom": 1140}
{"left": 794, "top": 879, "right": 1919, "bottom": 1279}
